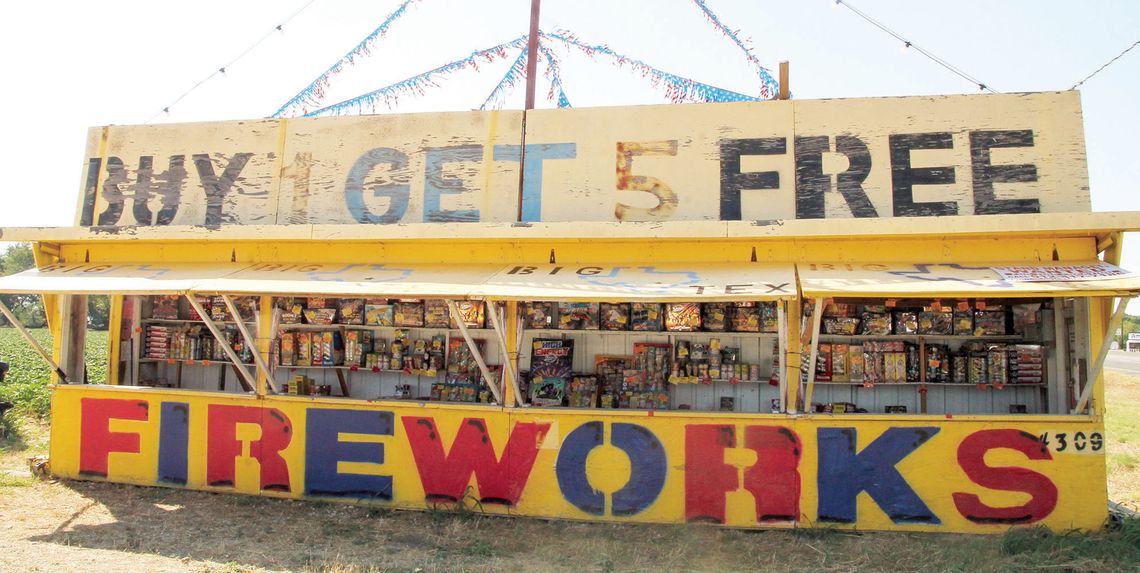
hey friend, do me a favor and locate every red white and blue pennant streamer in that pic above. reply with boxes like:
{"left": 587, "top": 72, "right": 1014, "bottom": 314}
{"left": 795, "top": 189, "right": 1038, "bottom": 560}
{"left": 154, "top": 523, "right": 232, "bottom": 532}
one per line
{"left": 480, "top": 46, "right": 530, "bottom": 111}
{"left": 690, "top": 0, "right": 779, "bottom": 99}
{"left": 543, "top": 31, "right": 759, "bottom": 104}
{"left": 306, "top": 36, "right": 529, "bottom": 116}
{"left": 273, "top": 0, "right": 424, "bottom": 118}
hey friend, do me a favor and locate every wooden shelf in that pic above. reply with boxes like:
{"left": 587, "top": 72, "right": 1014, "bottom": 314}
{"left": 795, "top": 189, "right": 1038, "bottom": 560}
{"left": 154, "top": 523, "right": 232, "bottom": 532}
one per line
{"left": 523, "top": 328, "right": 779, "bottom": 338}
{"left": 670, "top": 378, "right": 771, "bottom": 385}
{"left": 818, "top": 334, "right": 1025, "bottom": 342}
{"left": 140, "top": 358, "right": 255, "bottom": 367}
{"left": 277, "top": 365, "right": 446, "bottom": 376}
{"left": 142, "top": 318, "right": 252, "bottom": 325}
{"left": 813, "top": 382, "right": 1044, "bottom": 387}
{"left": 279, "top": 324, "right": 486, "bottom": 332}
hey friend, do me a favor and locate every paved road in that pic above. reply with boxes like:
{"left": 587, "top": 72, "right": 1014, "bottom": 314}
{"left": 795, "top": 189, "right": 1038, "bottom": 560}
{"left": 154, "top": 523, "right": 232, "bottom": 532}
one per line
{"left": 1106, "top": 349, "right": 1140, "bottom": 376}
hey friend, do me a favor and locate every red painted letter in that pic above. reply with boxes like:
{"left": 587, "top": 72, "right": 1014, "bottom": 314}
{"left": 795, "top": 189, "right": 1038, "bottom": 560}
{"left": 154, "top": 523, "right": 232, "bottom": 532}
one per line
{"left": 684, "top": 424, "right": 802, "bottom": 524}
{"left": 403, "top": 417, "right": 549, "bottom": 506}
{"left": 206, "top": 405, "right": 292, "bottom": 491}
{"left": 684, "top": 425, "right": 738, "bottom": 523}
{"left": 79, "top": 398, "right": 149, "bottom": 477}
{"left": 742, "top": 426, "right": 802, "bottom": 523}
{"left": 952, "top": 429, "right": 1058, "bottom": 524}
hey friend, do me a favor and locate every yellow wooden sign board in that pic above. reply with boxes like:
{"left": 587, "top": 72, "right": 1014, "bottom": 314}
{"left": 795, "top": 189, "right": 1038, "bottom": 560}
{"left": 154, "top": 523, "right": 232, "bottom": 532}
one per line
{"left": 50, "top": 385, "right": 1106, "bottom": 534}
{"left": 77, "top": 92, "right": 1089, "bottom": 228}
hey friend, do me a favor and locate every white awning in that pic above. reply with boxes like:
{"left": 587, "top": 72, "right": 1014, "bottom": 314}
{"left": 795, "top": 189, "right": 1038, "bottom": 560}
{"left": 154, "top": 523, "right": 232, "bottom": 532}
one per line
{"left": 474, "top": 263, "right": 797, "bottom": 301}
{"left": 798, "top": 261, "right": 1140, "bottom": 298}
{"left": 0, "top": 261, "right": 797, "bottom": 302}
{"left": 0, "top": 263, "right": 240, "bottom": 295}
{"left": 189, "top": 263, "right": 500, "bottom": 298}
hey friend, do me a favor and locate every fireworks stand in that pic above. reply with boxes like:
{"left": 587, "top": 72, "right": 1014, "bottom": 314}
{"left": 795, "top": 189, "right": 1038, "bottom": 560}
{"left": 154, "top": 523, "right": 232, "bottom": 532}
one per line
{"left": 0, "top": 91, "right": 1138, "bottom": 533}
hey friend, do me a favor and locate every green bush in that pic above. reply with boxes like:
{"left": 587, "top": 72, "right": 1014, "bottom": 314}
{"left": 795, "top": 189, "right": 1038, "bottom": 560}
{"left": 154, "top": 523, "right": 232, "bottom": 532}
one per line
{"left": 0, "top": 327, "right": 109, "bottom": 420}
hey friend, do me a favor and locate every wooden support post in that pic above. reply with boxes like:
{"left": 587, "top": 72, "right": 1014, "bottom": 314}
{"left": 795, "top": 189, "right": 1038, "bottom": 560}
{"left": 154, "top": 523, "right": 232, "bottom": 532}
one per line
{"left": 447, "top": 300, "right": 503, "bottom": 404}
{"left": 0, "top": 298, "right": 69, "bottom": 383}
{"left": 186, "top": 295, "right": 256, "bottom": 393}
{"left": 776, "top": 301, "right": 789, "bottom": 413}
{"left": 58, "top": 294, "right": 87, "bottom": 384}
{"left": 258, "top": 295, "right": 277, "bottom": 393}
{"left": 916, "top": 334, "right": 925, "bottom": 414}
{"left": 222, "top": 295, "right": 278, "bottom": 395}
{"left": 108, "top": 294, "right": 124, "bottom": 385}
{"left": 1076, "top": 296, "right": 1130, "bottom": 414}
{"left": 803, "top": 298, "right": 825, "bottom": 413}
{"left": 487, "top": 301, "right": 524, "bottom": 407}
{"left": 334, "top": 369, "right": 350, "bottom": 399}
{"left": 784, "top": 298, "right": 802, "bottom": 414}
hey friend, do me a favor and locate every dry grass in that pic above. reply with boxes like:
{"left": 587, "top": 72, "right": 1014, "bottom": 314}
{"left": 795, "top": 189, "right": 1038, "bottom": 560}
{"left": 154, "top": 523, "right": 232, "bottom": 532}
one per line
{"left": 0, "top": 374, "right": 1137, "bottom": 572}
{"left": 1105, "top": 371, "right": 1140, "bottom": 511}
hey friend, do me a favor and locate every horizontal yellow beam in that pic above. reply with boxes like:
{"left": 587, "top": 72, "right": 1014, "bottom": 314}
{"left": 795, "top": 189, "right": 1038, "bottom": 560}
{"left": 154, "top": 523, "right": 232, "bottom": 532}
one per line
{"left": 2, "top": 211, "right": 1138, "bottom": 245}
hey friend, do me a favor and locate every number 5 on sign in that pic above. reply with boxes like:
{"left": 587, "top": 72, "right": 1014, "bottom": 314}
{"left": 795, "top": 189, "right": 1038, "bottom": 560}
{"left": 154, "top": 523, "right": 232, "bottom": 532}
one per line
{"left": 1039, "top": 430, "right": 1104, "bottom": 454}
{"left": 614, "top": 140, "right": 678, "bottom": 220}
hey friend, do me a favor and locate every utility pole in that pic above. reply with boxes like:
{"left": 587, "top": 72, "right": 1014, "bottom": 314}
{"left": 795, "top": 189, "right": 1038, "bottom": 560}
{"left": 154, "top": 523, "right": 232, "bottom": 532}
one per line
{"left": 778, "top": 61, "right": 789, "bottom": 100}
{"left": 524, "top": 0, "right": 542, "bottom": 110}
{"left": 518, "top": 0, "right": 542, "bottom": 222}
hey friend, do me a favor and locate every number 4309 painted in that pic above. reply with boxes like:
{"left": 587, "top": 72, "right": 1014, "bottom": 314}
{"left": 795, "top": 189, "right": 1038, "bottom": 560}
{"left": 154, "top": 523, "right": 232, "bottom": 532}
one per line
{"left": 1039, "top": 431, "right": 1104, "bottom": 453}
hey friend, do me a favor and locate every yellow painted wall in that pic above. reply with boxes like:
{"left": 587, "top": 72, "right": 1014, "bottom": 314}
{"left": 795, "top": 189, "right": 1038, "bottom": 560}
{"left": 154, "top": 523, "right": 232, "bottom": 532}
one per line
{"left": 50, "top": 385, "right": 1106, "bottom": 533}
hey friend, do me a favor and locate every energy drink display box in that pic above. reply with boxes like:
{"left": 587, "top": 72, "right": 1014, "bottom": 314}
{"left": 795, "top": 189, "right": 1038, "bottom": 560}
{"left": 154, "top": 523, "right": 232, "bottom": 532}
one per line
{"left": 529, "top": 338, "right": 574, "bottom": 407}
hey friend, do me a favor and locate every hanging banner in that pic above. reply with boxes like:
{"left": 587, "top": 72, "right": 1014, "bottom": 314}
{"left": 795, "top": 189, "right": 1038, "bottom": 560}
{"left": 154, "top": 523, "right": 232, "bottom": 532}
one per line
{"left": 992, "top": 262, "right": 1132, "bottom": 282}
{"left": 76, "top": 92, "right": 1088, "bottom": 228}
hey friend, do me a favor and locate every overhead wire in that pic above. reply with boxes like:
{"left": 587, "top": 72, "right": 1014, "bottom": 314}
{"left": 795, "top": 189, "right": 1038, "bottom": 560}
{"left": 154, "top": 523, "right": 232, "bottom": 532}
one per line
{"left": 143, "top": 0, "right": 320, "bottom": 124}
{"left": 833, "top": 0, "right": 997, "bottom": 93}
{"left": 1070, "top": 39, "right": 1139, "bottom": 90}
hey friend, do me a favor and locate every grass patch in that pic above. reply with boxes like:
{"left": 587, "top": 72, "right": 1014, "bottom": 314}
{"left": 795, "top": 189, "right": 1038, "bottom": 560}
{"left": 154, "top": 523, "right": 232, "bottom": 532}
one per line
{"left": 1105, "top": 371, "right": 1140, "bottom": 510}
{"left": 0, "top": 327, "right": 108, "bottom": 421}
{"left": 1001, "top": 517, "right": 1140, "bottom": 570}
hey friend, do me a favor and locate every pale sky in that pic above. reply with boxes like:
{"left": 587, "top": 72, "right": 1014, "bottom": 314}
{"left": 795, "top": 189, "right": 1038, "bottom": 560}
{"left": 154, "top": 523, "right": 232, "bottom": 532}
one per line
{"left": 0, "top": 0, "right": 1136, "bottom": 305}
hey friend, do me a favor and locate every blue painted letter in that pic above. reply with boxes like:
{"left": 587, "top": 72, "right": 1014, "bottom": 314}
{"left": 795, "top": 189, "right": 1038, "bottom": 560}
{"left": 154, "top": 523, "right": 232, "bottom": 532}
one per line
{"left": 345, "top": 148, "right": 410, "bottom": 224}
{"left": 424, "top": 145, "right": 482, "bottom": 222}
{"left": 493, "top": 143, "right": 577, "bottom": 221}
{"left": 305, "top": 408, "right": 394, "bottom": 499}
{"left": 556, "top": 421, "right": 666, "bottom": 516}
{"left": 817, "top": 426, "right": 941, "bottom": 524}
{"left": 158, "top": 401, "right": 189, "bottom": 485}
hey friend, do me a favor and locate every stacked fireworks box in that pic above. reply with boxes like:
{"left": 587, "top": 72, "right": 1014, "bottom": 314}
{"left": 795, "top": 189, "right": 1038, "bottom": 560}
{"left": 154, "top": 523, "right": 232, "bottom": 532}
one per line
{"left": 1010, "top": 344, "right": 1045, "bottom": 384}
{"left": 619, "top": 342, "right": 671, "bottom": 409}
{"left": 144, "top": 324, "right": 173, "bottom": 359}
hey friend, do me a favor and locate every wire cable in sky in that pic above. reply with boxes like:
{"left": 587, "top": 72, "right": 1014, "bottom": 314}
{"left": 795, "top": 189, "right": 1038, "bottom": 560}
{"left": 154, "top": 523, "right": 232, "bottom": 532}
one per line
{"left": 834, "top": 0, "right": 997, "bottom": 93}
{"left": 1070, "top": 40, "right": 1139, "bottom": 90}
{"left": 143, "top": 0, "right": 320, "bottom": 123}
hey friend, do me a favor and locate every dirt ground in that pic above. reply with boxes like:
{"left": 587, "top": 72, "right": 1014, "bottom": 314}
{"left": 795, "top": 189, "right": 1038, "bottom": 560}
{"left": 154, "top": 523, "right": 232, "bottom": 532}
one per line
{"left": 0, "top": 470, "right": 1033, "bottom": 573}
